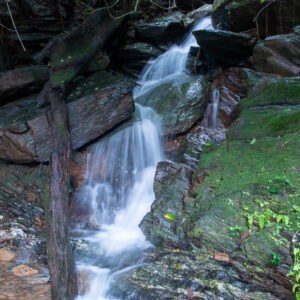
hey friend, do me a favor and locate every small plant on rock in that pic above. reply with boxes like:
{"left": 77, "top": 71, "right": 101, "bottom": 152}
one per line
{"left": 271, "top": 251, "right": 281, "bottom": 266}
{"left": 230, "top": 226, "right": 244, "bottom": 237}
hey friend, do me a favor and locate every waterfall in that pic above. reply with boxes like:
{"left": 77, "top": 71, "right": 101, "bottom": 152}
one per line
{"left": 135, "top": 16, "right": 212, "bottom": 97}
{"left": 211, "top": 88, "right": 220, "bottom": 129}
{"left": 75, "top": 16, "right": 212, "bottom": 300}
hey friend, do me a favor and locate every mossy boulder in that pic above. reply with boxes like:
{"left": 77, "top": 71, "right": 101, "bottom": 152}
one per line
{"left": 135, "top": 12, "right": 185, "bottom": 46}
{"left": 135, "top": 74, "right": 209, "bottom": 136}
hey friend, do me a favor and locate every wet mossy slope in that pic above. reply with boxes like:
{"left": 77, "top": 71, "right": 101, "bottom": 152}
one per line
{"left": 188, "top": 76, "right": 300, "bottom": 295}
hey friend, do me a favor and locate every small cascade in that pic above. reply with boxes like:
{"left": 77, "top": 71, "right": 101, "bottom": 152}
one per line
{"left": 135, "top": 16, "right": 212, "bottom": 97}
{"left": 211, "top": 88, "right": 220, "bottom": 129}
{"left": 74, "top": 17, "right": 213, "bottom": 300}
{"left": 202, "top": 88, "right": 220, "bottom": 129}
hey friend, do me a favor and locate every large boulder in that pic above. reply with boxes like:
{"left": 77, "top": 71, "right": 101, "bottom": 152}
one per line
{"left": 135, "top": 12, "right": 185, "bottom": 46}
{"left": 253, "top": 26, "right": 300, "bottom": 77}
{"left": 212, "top": 0, "right": 300, "bottom": 37}
{"left": 193, "top": 29, "right": 255, "bottom": 67}
{"left": 0, "top": 71, "right": 134, "bottom": 163}
{"left": 135, "top": 74, "right": 209, "bottom": 136}
{"left": 0, "top": 65, "right": 49, "bottom": 104}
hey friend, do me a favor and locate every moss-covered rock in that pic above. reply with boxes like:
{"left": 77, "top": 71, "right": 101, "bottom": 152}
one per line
{"left": 135, "top": 74, "right": 209, "bottom": 136}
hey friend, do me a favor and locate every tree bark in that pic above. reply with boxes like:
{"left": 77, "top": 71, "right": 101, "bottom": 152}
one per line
{"left": 46, "top": 84, "right": 78, "bottom": 300}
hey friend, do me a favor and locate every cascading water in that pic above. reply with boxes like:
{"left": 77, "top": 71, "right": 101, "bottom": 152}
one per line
{"left": 211, "top": 88, "right": 220, "bottom": 128}
{"left": 135, "top": 16, "right": 212, "bottom": 97}
{"left": 75, "top": 16, "right": 212, "bottom": 300}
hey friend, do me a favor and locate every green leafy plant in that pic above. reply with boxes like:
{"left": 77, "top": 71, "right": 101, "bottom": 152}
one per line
{"left": 230, "top": 225, "right": 244, "bottom": 237}
{"left": 288, "top": 246, "right": 300, "bottom": 296}
{"left": 271, "top": 251, "right": 281, "bottom": 266}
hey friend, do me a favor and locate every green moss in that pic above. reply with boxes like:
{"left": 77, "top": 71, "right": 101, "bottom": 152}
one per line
{"left": 50, "top": 68, "right": 76, "bottom": 88}
{"left": 242, "top": 77, "right": 300, "bottom": 109}
{"left": 50, "top": 39, "right": 96, "bottom": 68}
{"left": 229, "top": 106, "right": 300, "bottom": 140}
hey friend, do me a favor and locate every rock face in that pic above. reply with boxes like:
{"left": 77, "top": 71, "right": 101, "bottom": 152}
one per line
{"left": 135, "top": 12, "right": 185, "bottom": 45}
{"left": 135, "top": 74, "right": 209, "bottom": 136}
{"left": 212, "top": 0, "right": 300, "bottom": 37}
{"left": 0, "top": 71, "right": 134, "bottom": 163}
{"left": 0, "top": 65, "right": 49, "bottom": 104}
{"left": 122, "top": 72, "right": 299, "bottom": 300}
{"left": 140, "top": 161, "right": 193, "bottom": 248}
{"left": 117, "top": 42, "right": 162, "bottom": 77}
{"left": 193, "top": 29, "right": 255, "bottom": 67}
{"left": 0, "top": 161, "right": 48, "bottom": 264}
{"left": 253, "top": 27, "right": 300, "bottom": 77}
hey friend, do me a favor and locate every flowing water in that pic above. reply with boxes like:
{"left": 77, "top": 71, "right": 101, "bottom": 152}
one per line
{"left": 211, "top": 88, "right": 220, "bottom": 128}
{"left": 75, "top": 16, "right": 212, "bottom": 300}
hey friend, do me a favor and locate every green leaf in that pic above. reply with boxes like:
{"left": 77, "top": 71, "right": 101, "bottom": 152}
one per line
{"left": 164, "top": 213, "right": 175, "bottom": 220}
{"left": 269, "top": 188, "right": 278, "bottom": 194}
{"left": 259, "top": 215, "right": 265, "bottom": 229}
{"left": 250, "top": 138, "right": 256, "bottom": 145}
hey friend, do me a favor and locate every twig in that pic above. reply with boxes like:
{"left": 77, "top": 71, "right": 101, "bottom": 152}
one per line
{"left": 0, "top": 23, "right": 15, "bottom": 32}
{"left": 254, "top": 0, "right": 276, "bottom": 39}
{"left": 104, "top": 0, "right": 140, "bottom": 19}
{"left": 150, "top": 0, "right": 176, "bottom": 10}
{"left": 280, "top": 131, "right": 299, "bottom": 148}
{"left": 5, "top": 0, "right": 26, "bottom": 52}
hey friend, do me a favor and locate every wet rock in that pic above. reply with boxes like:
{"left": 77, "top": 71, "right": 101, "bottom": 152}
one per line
{"left": 212, "top": 0, "right": 300, "bottom": 37}
{"left": 111, "top": 249, "right": 277, "bottom": 300}
{"left": 140, "top": 161, "right": 193, "bottom": 248}
{"left": 0, "top": 71, "right": 134, "bottom": 163}
{"left": 135, "top": 74, "right": 209, "bottom": 136}
{"left": 135, "top": 12, "right": 185, "bottom": 45}
{"left": 182, "top": 4, "right": 213, "bottom": 28}
{"left": 193, "top": 29, "right": 255, "bottom": 67}
{"left": 0, "top": 261, "right": 50, "bottom": 299}
{"left": 118, "top": 42, "right": 162, "bottom": 77}
{"left": 253, "top": 27, "right": 300, "bottom": 77}
{"left": 0, "top": 248, "right": 17, "bottom": 262}
{"left": 202, "top": 67, "right": 248, "bottom": 128}
{"left": 13, "top": 265, "right": 39, "bottom": 277}
{"left": 0, "top": 65, "right": 49, "bottom": 104}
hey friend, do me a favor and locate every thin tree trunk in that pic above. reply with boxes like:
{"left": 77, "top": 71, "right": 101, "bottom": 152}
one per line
{"left": 46, "top": 84, "right": 78, "bottom": 300}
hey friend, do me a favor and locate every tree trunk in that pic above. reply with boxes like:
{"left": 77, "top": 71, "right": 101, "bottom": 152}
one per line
{"left": 46, "top": 84, "right": 78, "bottom": 300}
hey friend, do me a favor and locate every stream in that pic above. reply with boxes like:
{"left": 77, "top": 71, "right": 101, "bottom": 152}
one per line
{"left": 75, "top": 17, "right": 213, "bottom": 300}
